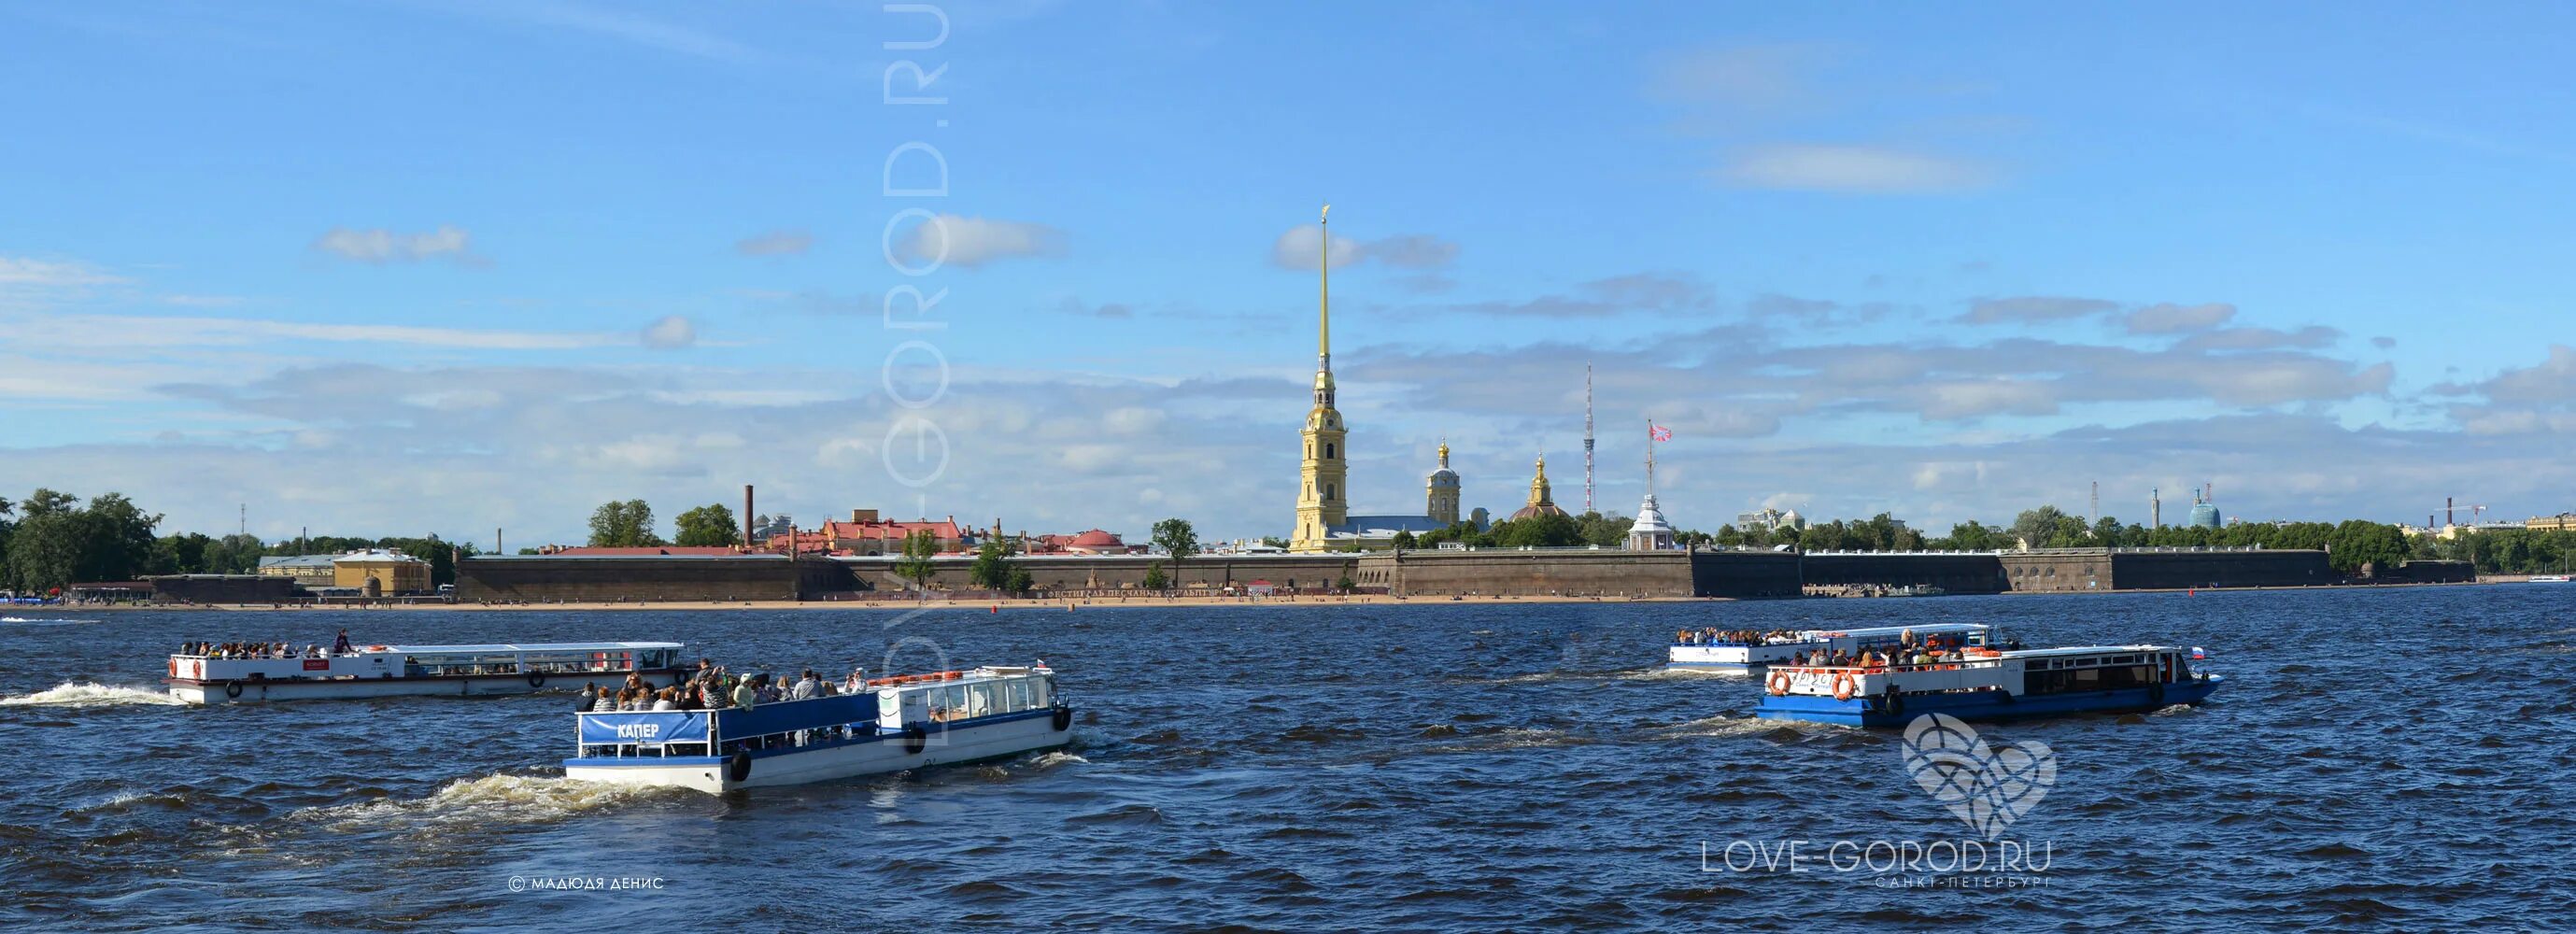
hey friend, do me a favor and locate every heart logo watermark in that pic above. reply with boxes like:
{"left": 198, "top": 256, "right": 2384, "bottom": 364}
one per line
{"left": 1900, "top": 714, "right": 2056, "bottom": 839}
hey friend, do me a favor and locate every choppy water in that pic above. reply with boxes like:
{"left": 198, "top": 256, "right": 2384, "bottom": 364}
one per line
{"left": 3, "top": 587, "right": 2572, "bottom": 931}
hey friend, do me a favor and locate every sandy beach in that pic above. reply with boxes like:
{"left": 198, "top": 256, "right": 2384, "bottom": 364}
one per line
{"left": 66, "top": 592, "right": 1720, "bottom": 612}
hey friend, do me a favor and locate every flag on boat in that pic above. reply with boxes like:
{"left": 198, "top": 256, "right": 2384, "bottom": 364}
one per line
{"left": 1649, "top": 424, "right": 1672, "bottom": 442}
{"left": 2190, "top": 646, "right": 2207, "bottom": 659}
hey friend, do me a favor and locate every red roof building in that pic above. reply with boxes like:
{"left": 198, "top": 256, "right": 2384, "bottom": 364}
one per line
{"left": 546, "top": 545, "right": 743, "bottom": 557}
{"left": 763, "top": 509, "right": 966, "bottom": 556}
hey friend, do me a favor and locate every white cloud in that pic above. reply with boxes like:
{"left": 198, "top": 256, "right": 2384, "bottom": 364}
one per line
{"left": 1960, "top": 295, "right": 2118, "bottom": 325}
{"left": 8, "top": 312, "right": 625, "bottom": 351}
{"left": 1269, "top": 226, "right": 1460, "bottom": 271}
{"left": 1720, "top": 144, "right": 1993, "bottom": 193}
{"left": 735, "top": 230, "right": 813, "bottom": 256}
{"left": 894, "top": 214, "right": 1065, "bottom": 269}
{"left": 0, "top": 257, "right": 126, "bottom": 287}
{"left": 1648, "top": 44, "right": 1833, "bottom": 113}
{"left": 640, "top": 315, "right": 697, "bottom": 349}
{"left": 311, "top": 225, "right": 478, "bottom": 263}
{"left": 2124, "top": 303, "right": 2237, "bottom": 334}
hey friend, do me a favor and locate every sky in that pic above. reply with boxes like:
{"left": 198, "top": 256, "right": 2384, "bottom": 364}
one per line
{"left": 5, "top": 1, "right": 2576, "bottom": 546}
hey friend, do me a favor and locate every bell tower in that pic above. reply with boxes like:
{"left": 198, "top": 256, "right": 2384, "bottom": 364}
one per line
{"left": 1291, "top": 205, "right": 1349, "bottom": 552}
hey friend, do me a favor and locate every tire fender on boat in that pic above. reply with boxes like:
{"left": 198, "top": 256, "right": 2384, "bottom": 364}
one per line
{"left": 223, "top": 680, "right": 244, "bottom": 700}
{"left": 1765, "top": 671, "right": 1791, "bottom": 697}
{"left": 526, "top": 670, "right": 546, "bottom": 688}
{"left": 2147, "top": 680, "right": 2167, "bottom": 707}
{"left": 1831, "top": 672, "right": 1856, "bottom": 701}
{"left": 725, "top": 751, "right": 752, "bottom": 784}
{"left": 903, "top": 725, "right": 927, "bottom": 756}
{"left": 1052, "top": 705, "right": 1073, "bottom": 732}
{"left": 1881, "top": 686, "right": 1904, "bottom": 718}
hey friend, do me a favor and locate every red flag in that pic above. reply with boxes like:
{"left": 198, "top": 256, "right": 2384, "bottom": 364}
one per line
{"left": 1649, "top": 425, "right": 1672, "bottom": 442}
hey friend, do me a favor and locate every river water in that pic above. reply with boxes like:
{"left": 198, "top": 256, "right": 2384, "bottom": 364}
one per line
{"left": 3, "top": 587, "right": 2570, "bottom": 931}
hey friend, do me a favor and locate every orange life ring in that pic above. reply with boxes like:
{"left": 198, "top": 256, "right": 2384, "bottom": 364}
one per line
{"left": 167, "top": 658, "right": 177, "bottom": 678}
{"left": 1766, "top": 670, "right": 1791, "bottom": 696}
{"left": 1832, "top": 672, "right": 1857, "bottom": 701}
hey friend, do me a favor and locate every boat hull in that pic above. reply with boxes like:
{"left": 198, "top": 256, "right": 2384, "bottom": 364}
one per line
{"left": 564, "top": 707, "right": 1073, "bottom": 793}
{"left": 169, "top": 670, "right": 688, "bottom": 704}
{"left": 1755, "top": 676, "right": 2224, "bottom": 728}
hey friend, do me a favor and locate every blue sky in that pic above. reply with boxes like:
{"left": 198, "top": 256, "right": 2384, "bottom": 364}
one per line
{"left": 5, "top": 1, "right": 2574, "bottom": 545}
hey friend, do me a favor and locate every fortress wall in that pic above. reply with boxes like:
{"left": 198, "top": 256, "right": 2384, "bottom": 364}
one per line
{"left": 456, "top": 557, "right": 811, "bottom": 601}
{"left": 1798, "top": 554, "right": 2006, "bottom": 593}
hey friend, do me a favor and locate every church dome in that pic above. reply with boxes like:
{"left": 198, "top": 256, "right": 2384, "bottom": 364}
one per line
{"left": 1069, "top": 529, "right": 1125, "bottom": 548}
{"left": 1427, "top": 440, "right": 1459, "bottom": 488}
{"left": 1509, "top": 454, "right": 1566, "bottom": 521}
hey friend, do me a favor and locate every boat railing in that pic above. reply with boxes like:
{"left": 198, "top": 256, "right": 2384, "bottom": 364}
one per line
{"left": 1770, "top": 658, "right": 2011, "bottom": 676}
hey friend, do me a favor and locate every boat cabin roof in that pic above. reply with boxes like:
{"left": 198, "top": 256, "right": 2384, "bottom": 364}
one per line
{"left": 1806, "top": 623, "right": 1990, "bottom": 638}
{"left": 375, "top": 642, "right": 684, "bottom": 654}
{"left": 2000, "top": 644, "right": 2172, "bottom": 659}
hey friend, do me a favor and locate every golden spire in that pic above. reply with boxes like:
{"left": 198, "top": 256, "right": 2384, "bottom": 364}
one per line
{"left": 1318, "top": 203, "right": 1331, "bottom": 368}
{"left": 1437, "top": 437, "right": 1450, "bottom": 468}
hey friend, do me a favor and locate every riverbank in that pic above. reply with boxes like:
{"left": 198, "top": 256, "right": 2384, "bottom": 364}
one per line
{"left": 69, "top": 592, "right": 1724, "bottom": 612}
{"left": 44, "top": 575, "right": 2538, "bottom": 612}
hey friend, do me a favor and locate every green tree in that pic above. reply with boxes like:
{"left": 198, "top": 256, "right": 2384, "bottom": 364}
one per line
{"left": 587, "top": 500, "right": 661, "bottom": 547}
{"left": 6, "top": 489, "right": 162, "bottom": 591}
{"left": 1390, "top": 530, "right": 1417, "bottom": 550}
{"left": 672, "top": 503, "right": 741, "bottom": 548}
{"left": 1152, "top": 517, "right": 1198, "bottom": 573}
{"left": 0, "top": 497, "right": 14, "bottom": 588}
{"left": 1494, "top": 512, "right": 1582, "bottom": 547}
{"left": 1335, "top": 572, "right": 1356, "bottom": 591}
{"left": 968, "top": 538, "right": 1015, "bottom": 589}
{"left": 1575, "top": 511, "right": 1635, "bottom": 547}
{"left": 894, "top": 530, "right": 939, "bottom": 587}
{"left": 1141, "top": 562, "right": 1169, "bottom": 590}
{"left": 1005, "top": 567, "right": 1035, "bottom": 594}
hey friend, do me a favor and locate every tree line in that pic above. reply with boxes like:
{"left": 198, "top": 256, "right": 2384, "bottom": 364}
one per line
{"left": 0, "top": 488, "right": 478, "bottom": 594}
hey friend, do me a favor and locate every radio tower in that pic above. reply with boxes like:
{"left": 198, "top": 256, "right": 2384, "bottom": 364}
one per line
{"left": 1582, "top": 362, "right": 1595, "bottom": 513}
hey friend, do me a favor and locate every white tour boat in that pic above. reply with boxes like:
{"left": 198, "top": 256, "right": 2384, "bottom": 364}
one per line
{"left": 1755, "top": 644, "right": 2223, "bottom": 727}
{"left": 563, "top": 665, "right": 1074, "bottom": 793}
{"left": 167, "top": 643, "right": 692, "bottom": 703}
{"left": 1667, "top": 622, "right": 1996, "bottom": 674}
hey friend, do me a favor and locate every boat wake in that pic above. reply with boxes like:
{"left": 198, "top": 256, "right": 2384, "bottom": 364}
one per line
{"left": 1650, "top": 714, "right": 1788, "bottom": 739}
{"left": 1619, "top": 666, "right": 1745, "bottom": 682}
{"left": 1, "top": 616, "right": 98, "bottom": 625}
{"left": 0, "top": 682, "right": 185, "bottom": 707}
{"left": 303, "top": 773, "right": 694, "bottom": 830}
{"left": 1026, "top": 751, "right": 1089, "bottom": 770}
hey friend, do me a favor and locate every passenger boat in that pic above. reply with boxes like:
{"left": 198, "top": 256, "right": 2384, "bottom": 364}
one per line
{"left": 1667, "top": 623, "right": 1994, "bottom": 674}
{"left": 167, "top": 643, "right": 692, "bottom": 704}
{"left": 562, "top": 665, "right": 1073, "bottom": 793}
{"left": 2529, "top": 575, "right": 2572, "bottom": 583}
{"left": 1754, "top": 644, "right": 2222, "bottom": 727}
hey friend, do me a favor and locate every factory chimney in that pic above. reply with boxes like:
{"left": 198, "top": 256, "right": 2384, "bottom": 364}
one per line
{"left": 2151, "top": 488, "right": 2161, "bottom": 530}
{"left": 2447, "top": 496, "right": 2455, "bottom": 528}
{"left": 743, "top": 485, "right": 757, "bottom": 550}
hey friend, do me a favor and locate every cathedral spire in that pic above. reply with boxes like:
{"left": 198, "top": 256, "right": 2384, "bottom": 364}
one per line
{"left": 1318, "top": 203, "right": 1332, "bottom": 374}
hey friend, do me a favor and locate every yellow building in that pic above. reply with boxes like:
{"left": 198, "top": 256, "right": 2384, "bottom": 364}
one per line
{"left": 1285, "top": 207, "right": 1480, "bottom": 552}
{"left": 256, "top": 555, "right": 337, "bottom": 587}
{"left": 1291, "top": 205, "right": 1351, "bottom": 552}
{"left": 2528, "top": 514, "right": 2576, "bottom": 532}
{"left": 333, "top": 550, "right": 431, "bottom": 596}
{"left": 1507, "top": 455, "right": 1570, "bottom": 521}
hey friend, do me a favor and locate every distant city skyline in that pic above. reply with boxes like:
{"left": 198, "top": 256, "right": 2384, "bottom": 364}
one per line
{"left": 4, "top": 3, "right": 2574, "bottom": 545}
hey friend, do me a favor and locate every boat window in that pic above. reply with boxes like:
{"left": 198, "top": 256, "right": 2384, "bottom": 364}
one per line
{"left": 1007, "top": 678, "right": 1032, "bottom": 713}
{"left": 1032, "top": 677, "right": 1053, "bottom": 709}
{"left": 965, "top": 683, "right": 997, "bottom": 718}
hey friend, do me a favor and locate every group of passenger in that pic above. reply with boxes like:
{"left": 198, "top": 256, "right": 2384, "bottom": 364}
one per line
{"left": 1797, "top": 629, "right": 2016, "bottom": 669}
{"left": 179, "top": 630, "right": 358, "bottom": 659}
{"left": 1675, "top": 628, "right": 1802, "bottom": 646}
{"left": 579, "top": 664, "right": 858, "bottom": 713}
